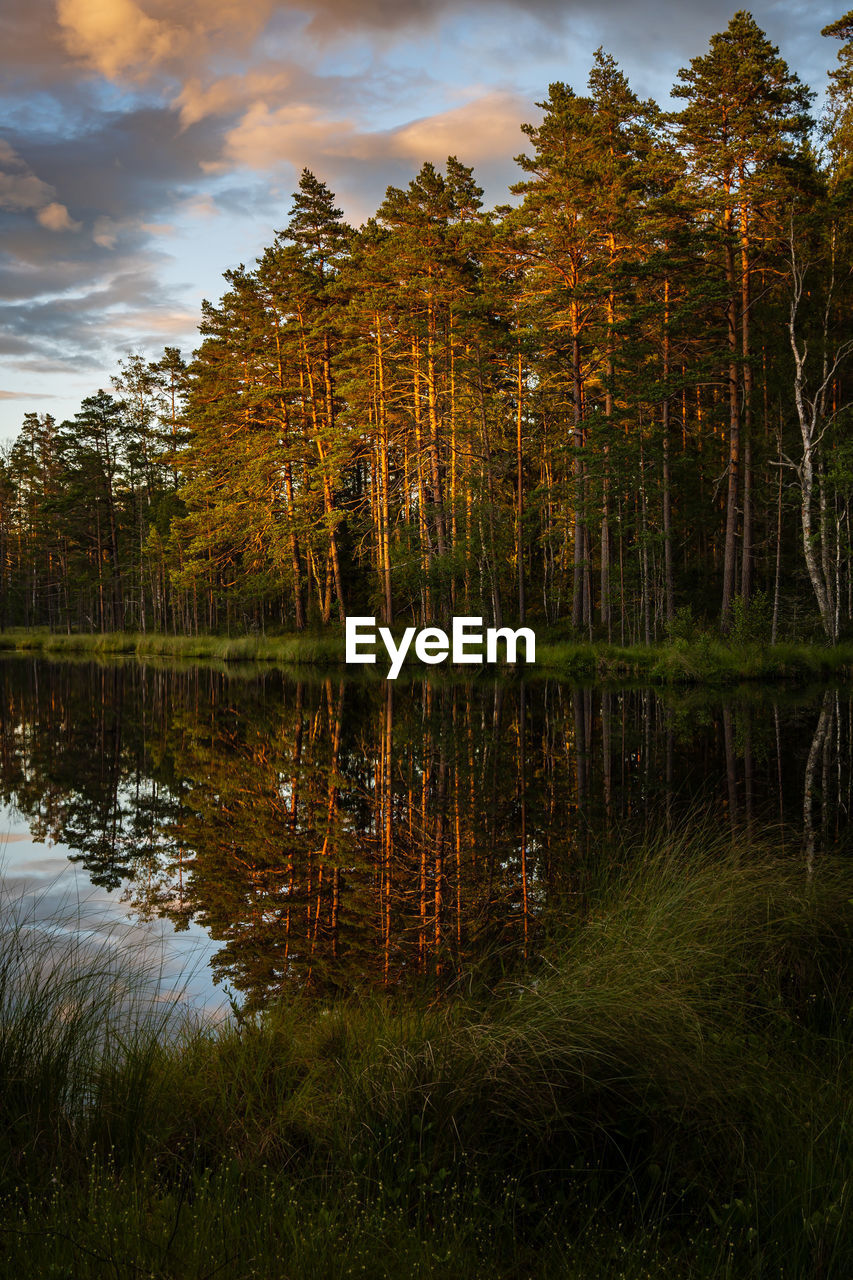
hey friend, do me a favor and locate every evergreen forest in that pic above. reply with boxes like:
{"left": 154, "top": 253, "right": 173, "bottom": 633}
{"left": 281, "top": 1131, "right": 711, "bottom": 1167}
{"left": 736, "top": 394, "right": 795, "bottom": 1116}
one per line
{"left": 3, "top": 10, "right": 853, "bottom": 646}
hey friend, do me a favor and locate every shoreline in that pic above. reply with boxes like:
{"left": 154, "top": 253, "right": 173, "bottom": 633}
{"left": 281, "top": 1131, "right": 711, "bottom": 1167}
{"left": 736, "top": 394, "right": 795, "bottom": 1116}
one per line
{"left": 1, "top": 627, "right": 853, "bottom": 684}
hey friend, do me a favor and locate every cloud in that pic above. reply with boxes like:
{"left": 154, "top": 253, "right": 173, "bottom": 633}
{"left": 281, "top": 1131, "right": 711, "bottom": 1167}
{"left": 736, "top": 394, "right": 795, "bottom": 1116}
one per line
{"left": 0, "top": 93, "right": 227, "bottom": 411}
{"left": 56, "top": 0, "right": 179, "bottom": 80}
{"left": 45, "top": 0, "right": 722, "bottom": 92}
{"left": 15, "top": 105, "right": 224, "bottom": 224}
{"left": 0, "top": 142, "right": 83, "bottom": 241}
{"left": 37, "top": 201, "right": 81, "bottom": 231}
{"left": 216, "top": 101, "right": 358, "bottom": 172}
{"left": 294, "top": 0, "right": 541, "bottom": 37}
{"left": 219, "top": 90, "right": 529, "bottom": 172}
{"left": 179, "top": 193, "right": 218, "bottom": 218}
{"left": 0, "top": 140, "right": 69, "bottom": 221}
{"left": 93, "top": 216, "right": 119, "bottom": 249}
{"left": 213, "top": 88, "right": 533, "bottom": 217}
{"left": 108, "top": 306, "right": 201, "bottom": 336}
{"left": 0, "top": 169, "right": 54, "bottom": 212}
{"left": 55, "top": 0, "right": 278, "bottom": 83}
{"left": 174, "top": 69, "right": 293, "bottom": 129}
{"left": 0, "top": 264, "right": 196, "bottom": 374}
{"left": 0, "top": 390, "right": 56, "bottom": 400}
{"left": 0, "top": 0, "right": 71, "bottom": 88}
{"left": 389, "top": 91, "right": 532, "bottom": 166}
{"left": 50, "top": 0, "right": 474, "bottom": 88}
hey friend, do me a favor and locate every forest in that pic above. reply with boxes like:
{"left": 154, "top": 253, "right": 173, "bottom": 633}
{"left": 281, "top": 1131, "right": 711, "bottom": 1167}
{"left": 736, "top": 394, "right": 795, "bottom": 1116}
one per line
{"left": 1, "top": 10, "right": 852, "bottom": 645}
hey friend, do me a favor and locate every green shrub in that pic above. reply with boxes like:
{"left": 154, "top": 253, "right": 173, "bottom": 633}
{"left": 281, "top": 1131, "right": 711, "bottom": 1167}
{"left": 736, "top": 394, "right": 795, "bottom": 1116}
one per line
{"left": 729, "top": 591, "right": 772, "bottom": 645}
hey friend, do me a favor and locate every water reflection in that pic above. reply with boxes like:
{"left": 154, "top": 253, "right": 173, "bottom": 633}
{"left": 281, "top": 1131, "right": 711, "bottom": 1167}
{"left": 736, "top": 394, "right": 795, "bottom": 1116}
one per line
{"left": 0, "top": 659, "right": 849, "bottom": 1007}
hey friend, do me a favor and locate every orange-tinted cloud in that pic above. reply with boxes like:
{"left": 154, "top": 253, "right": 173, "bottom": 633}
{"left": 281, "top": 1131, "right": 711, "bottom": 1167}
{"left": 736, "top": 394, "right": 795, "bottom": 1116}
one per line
{"left": 55, "top": 0, "right": 277, "bottom": 82}
{"left": 175, "top": 69, "right": 295, "bottom": 129}
{"left": 218, "top": 90, "right": 530, "bottom": 177}
{"left": 389, "top": 92, "right": 532, "bottom": 165}
{"left": 56, "top": 0, "right": 179, "bottom": 80}
{"left": 37, "top": 201, "right": 81, "bottom": 232}
{"left": 216, "top": 101, "right": 359, "bottom": 171}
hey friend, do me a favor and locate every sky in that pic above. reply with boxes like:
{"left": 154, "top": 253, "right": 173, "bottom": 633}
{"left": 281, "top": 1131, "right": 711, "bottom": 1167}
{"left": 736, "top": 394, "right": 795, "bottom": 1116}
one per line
{"left": 0, "top": 0, "right": 843, "bottom": 440}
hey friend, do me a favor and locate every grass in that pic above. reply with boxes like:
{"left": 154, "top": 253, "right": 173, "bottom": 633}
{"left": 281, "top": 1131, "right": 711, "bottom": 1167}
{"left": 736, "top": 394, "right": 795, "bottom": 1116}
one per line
{"left": 0, "top": 827, "right": 850, "bottom": 1277}
{"left": 3, "top": 626, "right": 853, "bottom": 684}
{"left": 0, "top": 628, "right": 348, "bottom": 667}
{"left": 535, "top": 636, "right": 853, "bottom": 684}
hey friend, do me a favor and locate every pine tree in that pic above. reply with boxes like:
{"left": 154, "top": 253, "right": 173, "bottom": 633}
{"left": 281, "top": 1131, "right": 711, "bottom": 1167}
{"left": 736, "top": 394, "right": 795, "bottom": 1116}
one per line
{"left": 674, "top": 11, "right": 813, "bottom": 627}
{"left": 275, "top": 171, "right": 352, "bottom": 623}
{"left": 823, "top": 11, "right": 853, "bottom": 186}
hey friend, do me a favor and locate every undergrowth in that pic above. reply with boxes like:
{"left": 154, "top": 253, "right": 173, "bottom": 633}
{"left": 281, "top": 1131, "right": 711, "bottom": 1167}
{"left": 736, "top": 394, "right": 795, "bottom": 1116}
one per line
{"left": 0, "top": 830, "right": 850, "bottom": 1277}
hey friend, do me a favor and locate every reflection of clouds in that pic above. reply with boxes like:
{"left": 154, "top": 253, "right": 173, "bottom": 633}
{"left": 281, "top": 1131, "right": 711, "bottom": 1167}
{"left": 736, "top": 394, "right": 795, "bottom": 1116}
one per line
{"left": 3, "top": 856, "right": 71, "bottom": 876}
{"left": 0, "top": 820, "right": 224, "bottom": 1012}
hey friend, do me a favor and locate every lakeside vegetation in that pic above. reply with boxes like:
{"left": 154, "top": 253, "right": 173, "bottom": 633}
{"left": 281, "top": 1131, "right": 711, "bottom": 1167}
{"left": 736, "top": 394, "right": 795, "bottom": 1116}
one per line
{"left": 0, "top": 830, "right": 850, "bottom": 1278}
{"left": 0, "top": 627, "right": 349, "bottom": 668}
{"left": 4, "top": 626, "right": 853, "bottom": 686}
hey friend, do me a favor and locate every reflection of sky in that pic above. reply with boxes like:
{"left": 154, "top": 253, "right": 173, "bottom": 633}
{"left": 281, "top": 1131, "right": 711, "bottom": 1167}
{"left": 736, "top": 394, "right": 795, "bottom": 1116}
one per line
{"left": 0, "top": 816, "right": 226, "bottom": 1014}
{"left": 0, "top": 0, "right": 840, "bottom": 438}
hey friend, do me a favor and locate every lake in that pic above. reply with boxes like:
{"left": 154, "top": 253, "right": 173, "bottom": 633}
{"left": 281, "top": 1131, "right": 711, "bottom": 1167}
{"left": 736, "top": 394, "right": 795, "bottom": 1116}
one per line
{"left": 0, "top": 657, "right": 848, "bottom": 1010}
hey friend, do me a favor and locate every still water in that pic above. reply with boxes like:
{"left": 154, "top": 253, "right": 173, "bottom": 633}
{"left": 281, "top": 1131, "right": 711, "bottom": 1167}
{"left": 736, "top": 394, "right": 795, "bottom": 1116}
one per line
{"left": 0, "top": 658, "right": 848, "bottom": 1010}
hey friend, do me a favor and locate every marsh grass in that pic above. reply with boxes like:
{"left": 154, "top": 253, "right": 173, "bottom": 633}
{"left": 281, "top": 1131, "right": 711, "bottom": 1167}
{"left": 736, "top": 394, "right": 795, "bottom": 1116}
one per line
{"left": 3, "top": 627, "right": 853, "bottom": 685}
{"left": 535, "top": 636, "right": 853, "bottom": 683}
{"left": 0, "top": 888, "right": 190, "bottom": 1202}
{"left": 0, "top": 628, "right": 348, "bottom": 666}
{"left": 0, "top": 829, "right": 850, "bottom": 1277}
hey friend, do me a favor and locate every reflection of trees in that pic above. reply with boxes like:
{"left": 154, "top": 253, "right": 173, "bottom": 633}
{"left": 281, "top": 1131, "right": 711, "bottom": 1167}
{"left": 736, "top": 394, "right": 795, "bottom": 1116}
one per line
{"left": 0, "top": 659, "right": 849, "bottom": 1006}
{"left": 165, "top": 680, "right": 371, "bottom": 1004}
{"left": 803, "top": 691, "right": 835, "bottom": 874}
{"left": 0, "top": 661, "right": 183, "bottom": 889}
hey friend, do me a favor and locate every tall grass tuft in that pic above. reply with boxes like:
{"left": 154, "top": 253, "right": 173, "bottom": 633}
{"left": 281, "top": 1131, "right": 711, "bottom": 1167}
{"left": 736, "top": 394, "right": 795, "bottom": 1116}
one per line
{"left": 0, "top": 885, "right": 185, "bottom": 1195}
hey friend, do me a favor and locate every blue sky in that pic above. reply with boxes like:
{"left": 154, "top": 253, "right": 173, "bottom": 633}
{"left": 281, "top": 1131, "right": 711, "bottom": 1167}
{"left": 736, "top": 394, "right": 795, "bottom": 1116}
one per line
{"left": 0, "top": 0, "right": 842, "bottom": 439}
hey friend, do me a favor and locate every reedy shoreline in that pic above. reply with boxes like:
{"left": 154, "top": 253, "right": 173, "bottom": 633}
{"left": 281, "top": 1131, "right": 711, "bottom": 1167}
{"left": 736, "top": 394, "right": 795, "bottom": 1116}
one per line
{"left": 2, "top": 626, "right": 853, "bottom": 684}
